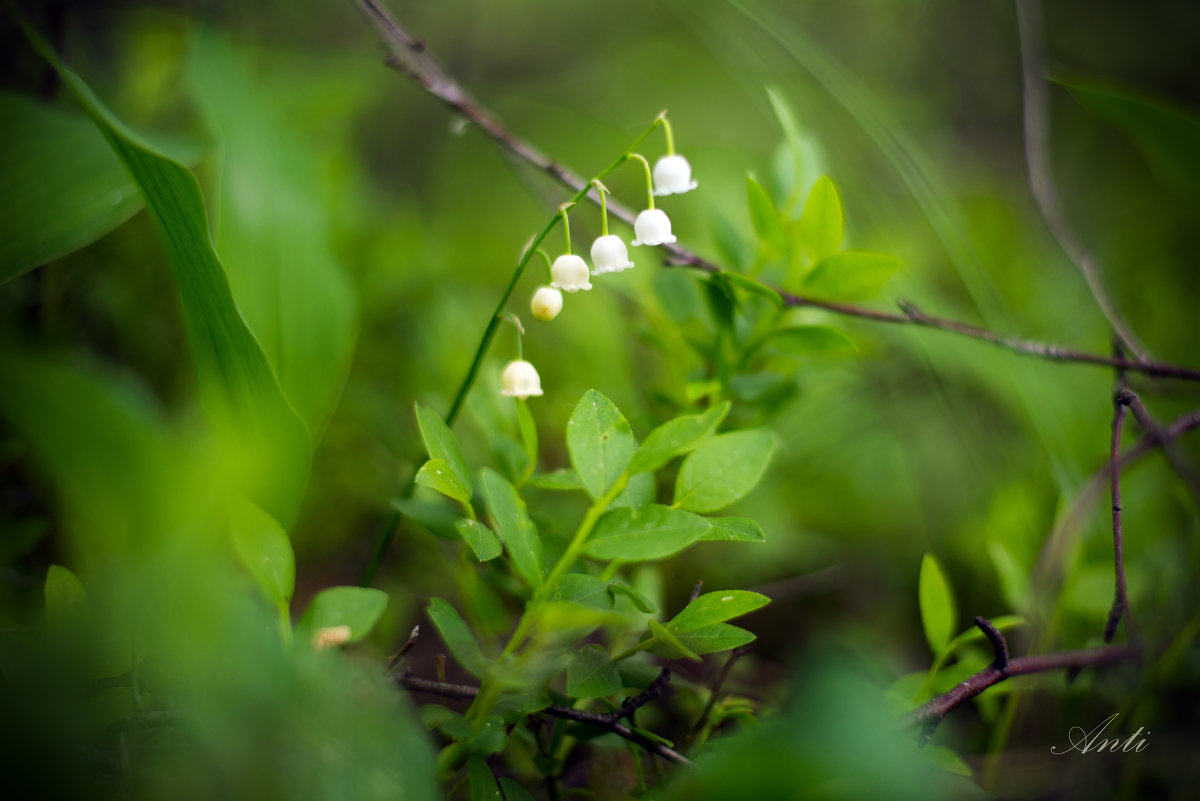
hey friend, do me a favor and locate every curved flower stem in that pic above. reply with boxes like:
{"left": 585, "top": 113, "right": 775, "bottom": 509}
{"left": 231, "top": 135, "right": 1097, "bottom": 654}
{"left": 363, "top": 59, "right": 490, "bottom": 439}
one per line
{"left": 592, "top": 179, "right": 610, "bottom": 236}
{"left": 559, "top": 203, "right": 575, "bottom": 254}
{"left": 656, "top": 111, "right": 675, "bottom": 155}
{"left": 627, "top": 153, "right": 655, "bottom": 209}
{"left": 534, "top": 249, "right": 553, "bottom": 283}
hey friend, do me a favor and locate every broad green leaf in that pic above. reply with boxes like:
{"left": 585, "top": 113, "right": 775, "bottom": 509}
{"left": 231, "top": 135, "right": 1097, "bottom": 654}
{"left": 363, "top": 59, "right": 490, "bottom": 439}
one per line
{"left": 516, "top": 398, "right": 538, "bottom": 476}
{"left": 0, "top": 93, "right": 140, "bottom": 282}
{"left": 498, "top": 778, "right": 537, "bottom": 801}
{"left": 299, "top": 586, "right": 388, "bottom": 642}
{"left": 479, "top": 468, "right": 543, "bottom": 588}
{"left": 611, "top": 471, "right": 655, "bottom": 510}
{"left": 746, "top": 173, "right": 785, "bottom": 249}
{"left": 710, "top": 209, "right": 752, "bottom": 270}
{"left": 918, "top": 553, "right": 956, "bottom": 654}
{"left": 668, "top": 591, "right": 771, "bottom": 633}
{"left": 987, "top": 541, "right": 1031, "bottom": 613}
{"left": 584, "top": 505, "right": 711, "bottom": 562}
{"left": 801, "top": 251, "right": 901, "bottom": 301}
{"left": 566, "top": 390, "right": 636, "bottom": 499}
{"left": 766, "top": 87, "right": 823, "bottom": 209}
{"left": 415, "top": 458, "right": 471, "bottom": 505}
{"left": 551, "top": 573, "right": 614, "bottom": 610}
{"left": 228, "top": 497, "right": 295, "bottom": 607}
{"left": 529, "top": 468, "right": 583, "bottom": 491}
{"left": 455, "top": 519, "right": 502, "bottom": 562}
{"left": 797, "top": 176, "right": 844, "bottom": 262}
{"left": 193, "top": 33, "right": 356, "bottom": 438}
{"left": 674, "top": 430, "right": 776, "bottom": 513}
{"left": 765, "top": 325, "right": 857, "bottom": 356}
{"left": 427, "top": 597, "right": 489, "bottom": 678}
{"left": 699, "top": 517, "right": 765, "bottom": 543}
{"left": 922, "top": 745, "right": 973, "bottom": 777}
{"left": 467, "top": 757, "right": 502, "bottom": 801}
{"left": 667, "top": 623, "right": 756, "bottom": 656}
{"left": 567, "top": 644, "right": 622, "bottom": 698}
{"left": 607, "top": 582, "right": 658, "bottom": 613}
{"left": 392, "top": 497, "right": 459, "bottom": 539}
{"left": 646, "top": 618, "right": 702, "bottom": 661}
{"left": 415, "top": 403, "right": 473, "bottom": 496}
{"left": 45, "top": 564, "right": 88, "bottom": 629}
{"left": 723, "top": 272, "right": 784, "bottom": 308}
{"left": 629, "top": 402, "right": 731, "bottom": 474}
{"left": 22, "top": 24, "right": 311, "bottom": 524}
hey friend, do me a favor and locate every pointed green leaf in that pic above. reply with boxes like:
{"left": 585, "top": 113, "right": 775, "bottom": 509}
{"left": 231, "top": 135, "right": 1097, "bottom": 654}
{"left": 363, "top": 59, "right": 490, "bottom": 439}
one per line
{"left": 427, "top": 597, "right": 489, "bottom": 678}
{"left": 746, "top": 173, "right": 785, "bottom": 248}
{"left": 645, "top": 619, "right": 702, "bottom": 661}
{"left": 566, "top": 390, "right": 636, "bottom": 499}
{"left": 299, "top": 586, "right": 388, "bottom": 642}
{"left": 480, "top": 467, "right": 543, "bottom": 588}
{"left": 567, "top": 644, "right": 622, "bottom": 698}
{"left": 392, "top": 497, "right": 460, "bottom": 539}
{"left": 668, "top": 591, "right": 771, "bottom": 633}
{"left": 415, "top": 403, "right": 472, "bottom": 496}
{"left": 699, "top": 517, "right": 765, "bottom": 543}
{"left": 674, "top": 430, "right": 776, "bottom": 513}
{"left": 723, "top": 272, "right": 784, "bottom": 308}
{"left": 455, "top": 519, "right": 502, "bottom": 562}
{"left": 765, "top": 325, "right": 857, "bottom": 356}
{"left": 551, "top": 573, "right": 614, "bottom": 610}
{"left": 516, "top": 398, "right": 538, "bottom": 476}
{"left": 583, "top": 505, "right": 711, "bottom": 562}
{"left": 667, "top": 623, "right": 756, "bottom": 656}
{"left": 629, "top": 402, "right": 731, "bottom": 474}
{"left": 610, "top": 471, "right": 655, "bottom": 510}
{"left": 228, "top": 497, "right": 295, "bottom": 607}
{"left": 467, "top": 756, "right": 502, "bottom": 801}
{"left": 45, "top": 564, "right": 88, "bottom": 629}
{"left": 416, "top": 458, "right": 471, "bottom": 505}
{"left": 801, "top": 251, "right": 901, "bottom": 301}
{"left": 529, "top": 468, "right": 583, "bottom": 491}
{"left": 607, "top": 582, "right": 658, "bottom": 613}
{"left": 798, "top": 176, "right": 844, "bottom": 261}
{"left": 498, "top": 778, "right": 536, "bottom": 801}
{"left": 919, "top": 553, "right": 957, "bottom": 654}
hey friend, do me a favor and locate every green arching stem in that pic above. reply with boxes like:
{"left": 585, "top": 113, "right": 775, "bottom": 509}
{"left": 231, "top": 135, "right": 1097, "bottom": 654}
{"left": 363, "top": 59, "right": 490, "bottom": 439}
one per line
{"left": 627, "top": 153, "right": 655, "bottom": 210}
{"left": 362, "top": 116, "right": 663, "bottom": 588}
{"left": 559, "top": 204, "right": 575, "bottom": 255}
{"left": 656, "top": 113, "right": 676, "bottom": 155}
{"left": 611, "top": 638, "right": 655, "bottom": 663}
{"left": 277, "top": 602, "right": 293, "bottom": 648}
{"left": 534, "top": 249, "right": 554, "bottom": 283}
{"left": 592, "top": 179, "right": 610, "bottom": 237}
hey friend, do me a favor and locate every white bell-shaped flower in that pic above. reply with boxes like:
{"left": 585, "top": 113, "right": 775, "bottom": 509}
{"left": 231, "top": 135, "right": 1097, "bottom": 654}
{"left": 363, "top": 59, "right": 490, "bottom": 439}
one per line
{"left": 631, "top": 209, "right": 677, "bottom": 247}
{"left": 501, "top": 360, "right": 543, "bottom": 399}
{"left": 652, "top": 154, "right": 698, "bottom": 196}
{"left": 550, "top": 254, "right": 592, "bottom": 292}
{"left": 530, "top": 286, "right": 563, "bottom": 321}
{"left": 590, "top": 235, "right": 635, "bottom": 275}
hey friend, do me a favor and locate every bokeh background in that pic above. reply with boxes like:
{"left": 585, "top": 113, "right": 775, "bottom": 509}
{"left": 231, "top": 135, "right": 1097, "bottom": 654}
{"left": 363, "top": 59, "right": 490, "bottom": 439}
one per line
{"left": 2, "top": 0, "right": 1199, "bottom": 797}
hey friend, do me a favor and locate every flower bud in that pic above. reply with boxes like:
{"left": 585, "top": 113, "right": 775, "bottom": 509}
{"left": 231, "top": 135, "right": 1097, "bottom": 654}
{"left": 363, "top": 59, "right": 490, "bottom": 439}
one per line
{"left": 501, "top": 360, "right": 544, "bottom": 399}
{"left": 550, "top": 254, "right": 593, "bottom": 292}
{"left": 590, "top": 235, "right": 635, "bottom": 275}
{"left": 530, "top": 286, "right": 563, "bottom": 321}
{"left": 652, "top": 154, "right": 698, "bottom": 196}
{"left": 631, "top": 209, "right": 677, "bottom": 247}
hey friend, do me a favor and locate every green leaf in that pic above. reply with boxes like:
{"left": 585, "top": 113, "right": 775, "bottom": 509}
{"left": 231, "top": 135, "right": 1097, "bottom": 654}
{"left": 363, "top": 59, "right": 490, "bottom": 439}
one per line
{"left": 193, "top": 33, "right": 356, "bottom": 438}
{"left": 299, "top": 586, "right": 388, "bottom": 642}
{"left": 455, "top": 519, "right": 502, "bottom": 562}
{"left": 516, "top": 398, "right": 538, "bottom": 477}
{"left": 551, "top": 573, "right": 614, "bottom": 610}
{"left": 987, "top": 541, "right": 1031, "bottom": 614}
{"left": 667, "top": 623, "right": 756, "bottom": 656}
{"left": 415, "top": 403, "right": 473, "bottom": 496}
{"left": 699, "top": 517, "right": 765, "bottom": 543}
{"left": 710, "top": 209, "right": 752, "bottom": 270}
{"left": 765, "top": 325, "right": 857, "bottom": 356}
{"left": 922, "top": 744, "right": 973, "bottom": 777}
{"left": 392, "top": 497, "right": 460, "bottom": 539}
{"left": 723, "top": 272, "right": 784, "bottom": 308}
{"left": 629, "top": 402, "right": 731, "bottom": 474}
{"left": 798, "top": 176, "right": 844, "bottom": 261}
{"left": 583, "top": 505, "right": 711, "bottom": 562}
{"left": 801, "top": 251, "right": 901, "bottom": 301}
{"left": 746, "top": 173, "right": 785, "bottom": 249}
{"left": 21, "top": 24, "right": 311, "bottom": 525}
{"left": 918, "top": 553, "right": 957, "bottom": 654}
{"left": 467, "top": 757, "right": 502, "bottom": 801}
{"left": 427, "top": 597, "right": 489, "bottom": 678}
{"left": 415, "top": 458, "right": 471, "bottom": 506}
{"left": 228, "top": 497, "right": 295, "bottom": 608}
{"left": 567, "top": 644, "right": 622, "bottom": 698}
{"left": 0, "top": 93, "right": 141, "bottom": 283}
{"left": 607, "top": 582, "right": 658, "bottom": 613}
{"left": 668, "top": 591, "right": 771, "bottom": 633}
{"left": 646, "top": 618, "right": 702, "bottom": 661}
{"left": 45, "top": 564, "right": 88, "bottom": 629}
{"left": 498, "top": 778, "right": 536, "bottom": 801}
{"left": 566, "top": 390, "right": 636, "bottom": 500}
{"left": 479, "top": 468, "right": 543, "bottom": 588}
{"left": 611, "top": 471, "right": 656, "bottom": 510}
{"left": 674, "top": 430, "right": 776, "bottom": 513}
{"left": 529, "top": 468, "right": 583, "bottom": 491}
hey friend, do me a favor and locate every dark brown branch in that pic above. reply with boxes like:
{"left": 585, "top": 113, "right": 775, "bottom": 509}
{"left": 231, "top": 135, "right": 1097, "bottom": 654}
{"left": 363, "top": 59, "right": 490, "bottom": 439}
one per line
{"left": 903, "top": 643, "right": 1138, "bottom": 729}
{"left": 396, "top": 673, "right": 693, "bottom": 766}
{"left": 1015, "top": 0, "right": 1146, "bottom": 362}
{"left": 1105, "top": 391, "right": 1137, "bottom": 643}
{"left": 354, "top": 0, "right": 1200, "bottom": 383}
{"left": 384, "top": 624, "right": 421, "bottom": 675}
{"left": 973, "top": 616, "right": 1009, "bottom": 673}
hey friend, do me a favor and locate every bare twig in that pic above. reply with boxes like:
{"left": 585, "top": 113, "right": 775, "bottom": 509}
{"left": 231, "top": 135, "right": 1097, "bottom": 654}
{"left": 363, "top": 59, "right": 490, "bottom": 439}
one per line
{"left": 1015, "top": 0, "right": 1146, "bottom": 362}
{"left": 354, "top": 0, "right": 1200, "bottom": 383}
{"left": 903, "top": 643, "right": 1138, "bottom": 729}
{"left": 973, "top": 616, "right": 1010, "bottom": 673}
{"left": 397, "top": 673, "right": 692, "bottom": 766}
{"left": 384, "top": 625, "right": 421, "bottom": 675}
{"left": 1104, "top": 391, "right": 1137, "bottom": 643}
{"left": 687, "top": 646, "right": 753, "bottom": 745}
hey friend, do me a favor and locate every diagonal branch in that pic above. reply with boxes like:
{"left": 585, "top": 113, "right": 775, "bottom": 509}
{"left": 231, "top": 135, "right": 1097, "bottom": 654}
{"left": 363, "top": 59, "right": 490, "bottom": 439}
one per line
{"left": 1105, "top": 390, "right": 1137, "bottom": 643}
{"left": 354, "top": 0, "right": 1200, "bottom": 382}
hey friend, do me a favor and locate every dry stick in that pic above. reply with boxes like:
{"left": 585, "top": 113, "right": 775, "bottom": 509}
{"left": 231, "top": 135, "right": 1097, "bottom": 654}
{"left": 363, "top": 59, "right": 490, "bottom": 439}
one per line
{"left": 1105, "top": 391, "right": 1137, "bottom": 643}
{"left": 397, "top": 674, "right": 693, "bottom": 766}
{"left": 1015, "top": 0, "right": 1147, "bottom": 363}
{"left": 354, "top": 0, "right": 1200, "bottom": 382}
